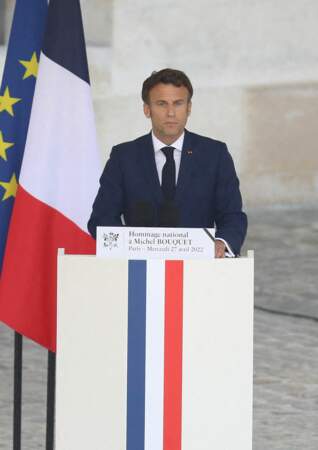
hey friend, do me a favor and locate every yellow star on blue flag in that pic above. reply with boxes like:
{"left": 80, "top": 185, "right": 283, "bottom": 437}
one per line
{"left": 0, "top": 130, "right": 14, "bottom": 161}
{"left": 0, "top": 173, "right": 18, "bottom": 201}
{"left": 19, "top": 52, "right": 39, "bottom": 79}
{"left": 0, "top": 86, "right": 22, "bottom": 117}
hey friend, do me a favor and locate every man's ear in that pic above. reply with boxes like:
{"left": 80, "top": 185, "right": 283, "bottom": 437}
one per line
{"left": 187, "top": 100, "right": 192, "bottom": 116}
{"left": 143, "top": 102, "right": 151, "bottom": 118}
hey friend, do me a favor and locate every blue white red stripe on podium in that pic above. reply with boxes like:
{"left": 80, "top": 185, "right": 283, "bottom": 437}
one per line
{"left": 126, "top": 260, "right": 184, "bottom": 450}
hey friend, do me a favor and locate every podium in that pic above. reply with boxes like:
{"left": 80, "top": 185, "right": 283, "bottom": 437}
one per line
{"left": 56, "top": 252, "right": 254, "bottom": 449}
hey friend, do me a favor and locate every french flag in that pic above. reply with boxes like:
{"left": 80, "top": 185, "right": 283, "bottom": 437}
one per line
{"left": 0, "top": 0, "right": 100, "bottom": 351}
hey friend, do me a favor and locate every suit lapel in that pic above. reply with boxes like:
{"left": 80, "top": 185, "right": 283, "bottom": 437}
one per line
{"left": 138, "top": 132, "right": 163, "bottom": 203}
{"left": 175, "top": 129, "right": 195, "bottom": 202}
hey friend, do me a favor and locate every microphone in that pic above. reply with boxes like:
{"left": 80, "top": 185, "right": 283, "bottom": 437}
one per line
{"left": 130, "top": 201, "right": 155, "bottom": 226}
{"left": 159, "top": 202, "right": 179, "bottom": 227}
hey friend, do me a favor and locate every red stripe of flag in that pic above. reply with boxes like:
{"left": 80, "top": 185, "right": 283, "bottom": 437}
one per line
{"left": 0, "top": 186, "right": 95, "bottom": 351}
{"left": 163, "top": 260, "right": 183, "bottom": 450}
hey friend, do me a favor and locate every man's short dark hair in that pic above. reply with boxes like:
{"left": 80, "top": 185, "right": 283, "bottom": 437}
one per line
{"left": 142, "top": 68, "right": 193, "bottom": 104}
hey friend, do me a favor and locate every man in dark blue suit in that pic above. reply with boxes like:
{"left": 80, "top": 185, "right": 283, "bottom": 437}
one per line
{"left": 88, "top": 69, "right": 247, "bottom": 257}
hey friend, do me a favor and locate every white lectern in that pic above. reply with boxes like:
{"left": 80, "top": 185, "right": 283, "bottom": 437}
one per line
{"left": 56, "top": 252, "right": 254, "bottom": 450}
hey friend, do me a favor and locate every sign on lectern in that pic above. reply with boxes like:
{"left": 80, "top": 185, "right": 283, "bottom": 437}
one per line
{"left": 96, "top": 226, "right": 216, "bottom": 259}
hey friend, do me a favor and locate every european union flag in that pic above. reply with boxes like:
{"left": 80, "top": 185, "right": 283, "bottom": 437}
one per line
{"left": 0, "top": 0, "right": 48, "bottom": 272}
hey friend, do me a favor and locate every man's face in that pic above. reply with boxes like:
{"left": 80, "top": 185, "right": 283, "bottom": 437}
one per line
{"left": 143, "top": 83, "right": 192, "bottom": 144}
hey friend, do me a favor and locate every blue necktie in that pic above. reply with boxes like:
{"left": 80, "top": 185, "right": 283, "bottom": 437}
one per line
{"left": 161, "top": 146, "right": 176, "bottom": 202}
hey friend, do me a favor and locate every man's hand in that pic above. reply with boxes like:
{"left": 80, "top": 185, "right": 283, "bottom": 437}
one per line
{"left": 215, "top": 240, "right": 226, "bottom": 258}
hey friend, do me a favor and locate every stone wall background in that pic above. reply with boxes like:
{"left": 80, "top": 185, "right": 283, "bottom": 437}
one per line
{"left": 1, "top": 0, "right": 317, "bottom": 207}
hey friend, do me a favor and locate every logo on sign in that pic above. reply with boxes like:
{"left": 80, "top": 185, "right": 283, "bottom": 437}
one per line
{"left": 102, "top": 232, "right": 119, "bottom": 250}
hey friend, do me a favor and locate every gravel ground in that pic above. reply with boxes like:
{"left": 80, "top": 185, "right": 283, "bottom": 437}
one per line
{"left": 0, "top": 208, "right": 317, "bottom": 449}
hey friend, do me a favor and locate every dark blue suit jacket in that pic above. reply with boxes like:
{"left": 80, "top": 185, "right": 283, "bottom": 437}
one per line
{"left": 88, "top": 130, "right": 247, "bottom": 255}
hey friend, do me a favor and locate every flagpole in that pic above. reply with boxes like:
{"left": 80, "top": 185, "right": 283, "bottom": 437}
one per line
{"left": 46, "top": 351, "right": 56, "bottom": 450}
{"left": 13, "top": 332, "right": 23, "bottom": 450}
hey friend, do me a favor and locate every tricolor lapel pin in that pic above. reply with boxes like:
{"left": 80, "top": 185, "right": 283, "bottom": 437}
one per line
{"left": 187, "top": 149, "right": 193, "bottom": 155}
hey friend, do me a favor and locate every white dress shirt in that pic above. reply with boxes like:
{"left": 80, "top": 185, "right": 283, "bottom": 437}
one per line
{"left": 151, "top": 131, "right": 234, "bottom": 257}
{"left": 152, "top": 131, "right": 183, "bottom": 184}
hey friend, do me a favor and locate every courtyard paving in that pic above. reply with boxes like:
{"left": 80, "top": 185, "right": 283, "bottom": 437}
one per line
{"left": 0, "top": 208, "right": 317, "bottom": 449}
